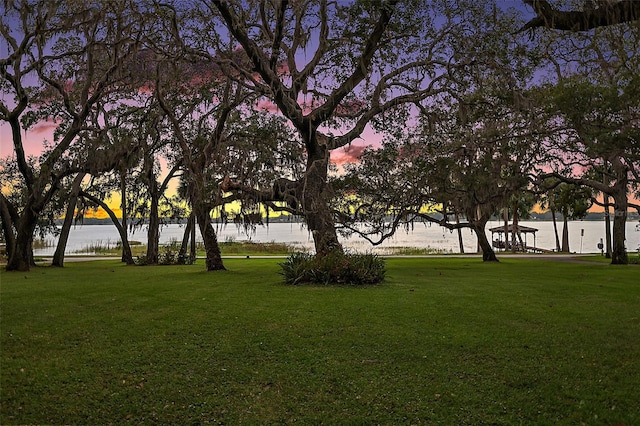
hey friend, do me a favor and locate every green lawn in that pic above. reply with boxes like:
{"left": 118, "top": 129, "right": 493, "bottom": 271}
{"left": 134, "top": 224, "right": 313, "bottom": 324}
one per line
{"left": 1, "top": 258, "right": 638, "bottom": 425}
{"left": 74, "top": 240, "right": 293, "bottom": 258}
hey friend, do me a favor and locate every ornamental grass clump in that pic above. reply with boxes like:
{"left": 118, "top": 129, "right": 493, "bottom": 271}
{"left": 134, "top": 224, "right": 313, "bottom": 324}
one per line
{"left": 280, "top": 251, "right": 385, "bottom": 285}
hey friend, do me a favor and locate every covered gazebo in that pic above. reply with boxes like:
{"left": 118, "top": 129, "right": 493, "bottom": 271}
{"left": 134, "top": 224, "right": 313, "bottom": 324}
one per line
{"left": 490, "top": 224, "right": 539, "bottom": 252}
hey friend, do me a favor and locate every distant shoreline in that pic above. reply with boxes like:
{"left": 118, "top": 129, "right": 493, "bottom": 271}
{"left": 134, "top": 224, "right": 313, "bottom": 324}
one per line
{"left": 55, "top": 211, "right": 640, "bottom": 226}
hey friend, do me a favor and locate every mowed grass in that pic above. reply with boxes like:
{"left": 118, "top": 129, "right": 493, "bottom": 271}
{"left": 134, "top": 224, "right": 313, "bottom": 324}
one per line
{"left": 1, "top": 258, "right": 639, "bottom": 425}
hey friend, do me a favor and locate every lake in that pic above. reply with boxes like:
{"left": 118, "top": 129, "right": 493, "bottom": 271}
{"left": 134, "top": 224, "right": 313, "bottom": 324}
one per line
{"left": 33, "top": 219, "right": 640, "bottom": 256}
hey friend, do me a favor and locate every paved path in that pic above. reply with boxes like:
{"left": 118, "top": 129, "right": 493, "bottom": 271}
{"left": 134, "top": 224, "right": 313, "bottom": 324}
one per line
{"left": 36, "top": 253, "right": 606, "bottom": 263}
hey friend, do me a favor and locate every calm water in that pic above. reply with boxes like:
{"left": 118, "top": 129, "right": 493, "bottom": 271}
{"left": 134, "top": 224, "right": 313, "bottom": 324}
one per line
{"left": 34, "top": 219, "right": 640, "bottom": 256}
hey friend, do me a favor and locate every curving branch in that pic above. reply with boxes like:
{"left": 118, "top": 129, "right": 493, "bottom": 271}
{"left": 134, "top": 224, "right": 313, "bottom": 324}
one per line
{"left": 519, "top": 0, "right": 640, "bottom": 32}
{"left": 336, "top": 205, "right": 473, "bottom": 247}
{"left": 221, "top": 175, "right": 303, "bottom": 215}
{"left": 537, "top": 171, "right": 611, "bottom": 194}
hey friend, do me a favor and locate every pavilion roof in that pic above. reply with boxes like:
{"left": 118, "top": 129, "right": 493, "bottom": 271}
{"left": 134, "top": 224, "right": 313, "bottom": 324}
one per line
{"left": 489, "top": 224, "right": 538, "bottom": 234}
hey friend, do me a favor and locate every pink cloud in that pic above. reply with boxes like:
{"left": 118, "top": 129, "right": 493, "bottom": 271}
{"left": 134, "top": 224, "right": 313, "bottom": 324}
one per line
{"left": 255, "top": 99, "right": 280, "bottom": 113}
{"left": 0, "top": 121, "right": 55, "bottom": 159}
{"left": 31, "top": 119, "right": 59, "bottom": 135}
{"left": 331, "top": 144, "right": 367, "bottom": 166}
{"left": 0, "top": 125, "right": 13, "bottom": 157}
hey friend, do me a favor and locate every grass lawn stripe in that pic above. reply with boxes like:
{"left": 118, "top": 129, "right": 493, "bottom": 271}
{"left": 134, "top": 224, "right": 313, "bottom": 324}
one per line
{"left": 1, "top": 258, "right": 638, "bottom": 424}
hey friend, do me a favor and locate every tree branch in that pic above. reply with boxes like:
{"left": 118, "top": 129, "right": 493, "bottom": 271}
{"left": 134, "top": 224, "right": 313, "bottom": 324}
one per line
{"left": 221, "top": 175, "right": 303, "bottom": 214}
{"left": 310, "top": 0, "right": 399, "bottom": 127}
{"left": 537, "top": 172, "right": 611, "bottom": 195}
{"left": 212, "top": 0, "right": 305, "bottom": 127}
{"left": 519, "top": 0, "right": 640, "bottom": 32}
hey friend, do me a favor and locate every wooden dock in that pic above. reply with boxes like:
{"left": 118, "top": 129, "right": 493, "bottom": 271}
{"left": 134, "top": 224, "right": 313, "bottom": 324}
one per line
{"left": 523, "top": 246, "right": 553, "bottom": 254}
{"left": 493, "top": 241, "right": 553, "bottom": 254}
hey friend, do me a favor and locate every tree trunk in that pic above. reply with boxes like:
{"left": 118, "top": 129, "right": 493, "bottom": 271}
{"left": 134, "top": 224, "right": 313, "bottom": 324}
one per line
{"left": 604, "top": 194, "right": 612, "bottom": 259}
{"left": 120, "top": 170, "right": 129, "bottom": 263}
{"left": 476, "top": 206, "right": 481, "bottom": 253}
{"left": 611, "top": 207, "right": 628, "bottom": 265}
{"left": 302, "top": 145, "right": 342, "bottom": 257}
{"left": 610, "top": 183, "right": 628, "bottom": 265}
{"left": 194, "top": 201, "right": 225, "bottom": 271}
{"left": 5, "top": 180, "right": 55, "bottom": 270}
{"left": 179, "top": 213, "right": 193, "bottom": 260}
{"left": 80, "top": 191, "right": 134, "bottom": 265}
{"left": 551, "top": 208, "right": 561, "bottom": 252}
{"left": 511, "top": 207, "right": 519, "bottom": 253}
{"left": 455, "top": 210, "right": 464, "bottom": 254}
{"left": 473, "top": 220, "right": 498, "bottom": 262}
{"left": 52, "top": 173, "right": 85, "bottom": 267}
{"left": 605, "top": 158, "right": 628, "bottom": 264}
{"left": 503, "top": 208, "right": 509, "bottom": 252}
{"left": 146, "top": 181, "right": 160, "bottom": 265}
{"left": 0, "top": 193, "right": 17, "bottom": 262}
{"left": 178, "top": 212, "right": 198, "bottom": 262}
{"left": 190, "top": 213, "right": 197, "bottom": 261}
{"left": 561, "top": 215, "right": 570, "bottom": 252}
{"left": 6, "top": 210, "right": 38, "bottom": 271}
{"left": 561, "top": 213, "right": 569, "bottom": 253}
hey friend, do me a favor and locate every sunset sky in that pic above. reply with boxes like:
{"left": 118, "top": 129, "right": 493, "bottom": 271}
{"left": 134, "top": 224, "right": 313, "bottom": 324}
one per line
{"left": 2, "top": 1, "right": 636, "bottom": 219}
{"left": 0, "top": 114, "right": 377, "bottom": 219}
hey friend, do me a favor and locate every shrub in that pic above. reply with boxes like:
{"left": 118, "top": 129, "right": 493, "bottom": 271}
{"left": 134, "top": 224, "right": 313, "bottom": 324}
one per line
{"left": 176, "top": 252, "right": 196, "bottom": 265}
{"left": 279, "top": 251, "right": 385, "bottom": 286}
{"left": 135, "top": 247, "right": 195, "bottom": 266}
{"left": 158, "top": 247, "right": 177, "bottom": 265}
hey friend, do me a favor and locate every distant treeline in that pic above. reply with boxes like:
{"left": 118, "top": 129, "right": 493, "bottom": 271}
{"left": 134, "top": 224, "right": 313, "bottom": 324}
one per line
{"left": 528, "top": 211, "right": 640, "bottom": 222}
{"left": 55, "top": 211, "right": 639, "bottom": 226}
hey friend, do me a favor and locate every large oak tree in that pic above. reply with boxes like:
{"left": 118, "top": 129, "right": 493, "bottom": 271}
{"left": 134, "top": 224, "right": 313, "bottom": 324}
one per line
{"left": 210, "top": 0, "right": 481, "bottom": 257}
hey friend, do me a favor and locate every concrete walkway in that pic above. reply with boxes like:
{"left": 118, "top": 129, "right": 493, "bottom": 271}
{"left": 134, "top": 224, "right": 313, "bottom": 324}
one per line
{"left": 35, "top": 253, "right": 606, "bottom": 263}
